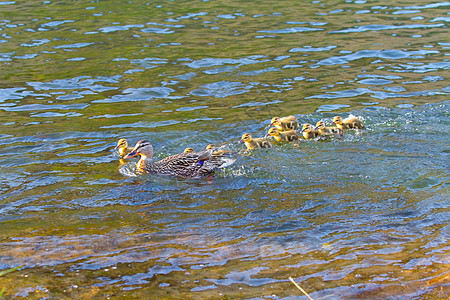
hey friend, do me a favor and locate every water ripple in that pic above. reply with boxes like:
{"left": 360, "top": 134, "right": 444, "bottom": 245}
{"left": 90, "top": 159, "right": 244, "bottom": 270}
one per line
{"left": 190, "top": 81, "right": 257, "bottom": 98}
{"left": 0, "top": 103, "right": 89, "bottom": 112}
{"left": 92, "top": 87, "right": 174, "bottom": 103}
{"left": 258, "top": 26, "right": 323, "bottom": 34}
{"left": 330, "top": 23, "right": 445, "bottom": 33}
{"left": 185, "top": 56, "right": 269, "bottom": 69}
{"left": 97, "top": 24, "right": 144, "bottom": 33}
{"left": 314, "top": 49, "right": 440, "bottom": 66}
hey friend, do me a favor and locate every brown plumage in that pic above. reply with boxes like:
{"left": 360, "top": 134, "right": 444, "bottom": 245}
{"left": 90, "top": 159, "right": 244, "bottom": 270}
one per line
{"left": 124, "top": 140, "right": 229, "bottom": 178}
{"left": 332, "top": 115, "right": 364, "bottom": 130}
{"left": 270, "top": 116, "right": 299, "bottom": 131}
{"left": 315, "top": 121, "right": 343, "bottom": 137}
{"left": 266, "top": 127, "right": 299, "bottom": 142}
{"left": 240, "top": 133, "right": 272, "bottom": 150}
{"left": 301, "top": 123, "right": 319, "bottom": 139}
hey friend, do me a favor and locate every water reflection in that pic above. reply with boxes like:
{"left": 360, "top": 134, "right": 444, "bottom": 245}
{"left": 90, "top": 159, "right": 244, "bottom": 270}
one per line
{"left": 0, "top": 0, "right": 449, "bottom": 298}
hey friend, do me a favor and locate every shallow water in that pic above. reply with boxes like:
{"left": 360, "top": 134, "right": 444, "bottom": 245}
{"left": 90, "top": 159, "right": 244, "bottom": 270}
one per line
{"left": 0, "top": 0, "right": 449, "bottom": 299}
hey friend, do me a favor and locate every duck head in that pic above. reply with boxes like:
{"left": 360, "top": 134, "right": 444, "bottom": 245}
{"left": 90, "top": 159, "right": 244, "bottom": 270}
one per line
{"left": 205, "top": 144, "right": 215, "bottom": 150}
{"left": 124, "top": 139, "right": 153, "bottom": 159}
{"left": 184, "top": 148, "right": 194, "bottom": 153}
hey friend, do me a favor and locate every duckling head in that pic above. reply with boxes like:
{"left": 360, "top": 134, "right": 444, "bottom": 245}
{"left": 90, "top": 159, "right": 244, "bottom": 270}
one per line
{"left": 315, "top": 121, "right": 325, "bottom": 130}
{"left": 115, "top": 138, "right": 128, "bottom": 150}
{"left": 124, "top": 139, "right": 153, "bottom": 159}
{"left": 332, "top": 116, "right": 343, "bottom": 125}
{"left": 205, "top": 144, "right": 215, "bottom": 150}
{"left": 266, "top": 127, "right": 280, "bottom": 137}
{"left": 301, "top": 123, "right": 312, "bottom": 133}
{"left": 240, "top": 133, "right": 252, "bottom": 143}
{"left": 270, "top": 117, "right": 280, "bottom": 127}
{"left": 184, "top": 148, "right": 194, "bottom": 153}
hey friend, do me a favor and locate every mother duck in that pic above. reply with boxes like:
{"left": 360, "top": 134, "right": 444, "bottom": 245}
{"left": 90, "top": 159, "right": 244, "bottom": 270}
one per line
{"left": 124, "top": 139, "right": 231, "bottom": 178}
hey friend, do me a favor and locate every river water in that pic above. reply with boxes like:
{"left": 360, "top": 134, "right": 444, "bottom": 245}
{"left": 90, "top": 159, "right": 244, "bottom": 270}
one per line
{"left": 0, "top": 0, "right": 449, "bottom": 299}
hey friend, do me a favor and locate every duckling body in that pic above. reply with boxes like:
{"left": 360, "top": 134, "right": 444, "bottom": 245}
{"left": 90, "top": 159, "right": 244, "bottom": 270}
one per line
{"left": 124, "top": 140, "right": 228, "bottom": 178}
{"left": 205, "top": 144, "right": 234, "bottom": 156}
{"left": 240, "top": 133, "right": 272, "bottom": 150}
{"left": 333, "top": 115, "right": 364, "bottom": 130}
{"left": 315, "top": 121, "right": 343, "bottom": 137}
{"left": 266, "top": 127, "right": 299, "bottom": 142}
{"left": 115, "top": 138, "right": 134, "bottom": 157}
{"left": 270, "top": 116, "right": 299, "bottom": 131}
{"left": 301, "top": 123, "right": 319, "bottom": 139}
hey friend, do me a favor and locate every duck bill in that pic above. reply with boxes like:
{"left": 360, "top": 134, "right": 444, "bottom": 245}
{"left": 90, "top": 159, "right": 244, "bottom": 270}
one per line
{"left": 239, "top": 139, "right": 243, "bottom": 143}
{"left": 114, "top": 144, "right": 120, "bottom": 150}
{"left": 331, "top": 122, "right": 335, "bottom": 125}
{"left": 123, "top": 150, "right": 138, "bottom": 159}
{"left": 264, "top": 133, "right": 271, "bottom": 138}
{"left": 268, "top": 122, "right": 274, "bottom": 128}
{"left": 314, "top": 127, "right": 319, "bottom": 130}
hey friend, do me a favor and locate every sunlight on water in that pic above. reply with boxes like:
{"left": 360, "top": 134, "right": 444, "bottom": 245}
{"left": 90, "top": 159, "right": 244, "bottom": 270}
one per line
{"left": 0, "top": 0, "right": 449, "bottom": 299}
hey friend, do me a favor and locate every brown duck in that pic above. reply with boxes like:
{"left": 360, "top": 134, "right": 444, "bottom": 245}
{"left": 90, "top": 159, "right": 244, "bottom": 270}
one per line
{"left": 124, "top": 139, "right": 229, "bottom": 178}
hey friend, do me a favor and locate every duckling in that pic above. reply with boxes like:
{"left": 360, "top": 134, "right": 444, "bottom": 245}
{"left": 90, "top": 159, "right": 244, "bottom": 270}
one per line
{"left": 184, "top": 148, "right": 195, "bottom": 153}
{"left": 266, "top": 127, "right": 300, "bottom": 143}
{"left": 270, "top": 116, "right": 299, "bottom": 131}
{"left": 115, "top": 138, "right": 134, "bottom": 158}
{"left": 300, "top": 123, "right": 319, "bottom": 139}
{"left": 332, "top": 115, "right": 364, "bottom": 130}
{"left": 240, "top": 133, "right": 272, "bottom": 150}
{"left": 205, "top": 144, "right": 234, "bottom": 156}
{"left": 124, "top": 139, "right": 231, "bottom": 178}
{"left": 315, "top": 120, "right": 343, "bottom": 137}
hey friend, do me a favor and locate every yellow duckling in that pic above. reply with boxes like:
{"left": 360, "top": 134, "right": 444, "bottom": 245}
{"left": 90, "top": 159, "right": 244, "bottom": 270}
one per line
{"left": 115, "top": 138, "right": 134, "bottom": 158}
{"left": 300, "top": 123, "right": 319, "bottom": 140}
{"left": 266, "top": 127, "right": 300, "bottom": 143}
{"left": 184, "top": 148, "right": 195, "bottom": 153}
{"left": 270, "top": 116, "right": 299, "bottom": 131}
{"left": 205, "top": 144, "right": 234, "bottom": 156}
{"left": 240, "top": 133, "right": 272, "bottom": 150}
{"left": 315, "top": 121, "right": 343, "bottom": 137}
{"left": 332, "top": 115, "right": 364, "bottom": 130}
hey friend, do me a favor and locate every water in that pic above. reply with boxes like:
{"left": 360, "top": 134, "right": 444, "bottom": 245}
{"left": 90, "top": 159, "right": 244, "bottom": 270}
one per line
{"left": 0, "top": 0, "right": 449, "bottom": 298}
